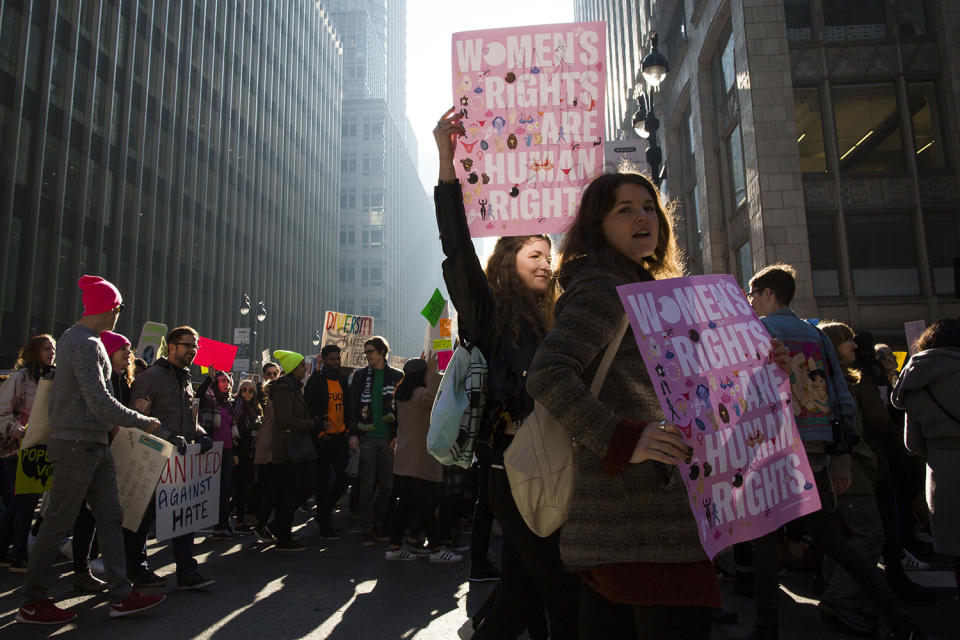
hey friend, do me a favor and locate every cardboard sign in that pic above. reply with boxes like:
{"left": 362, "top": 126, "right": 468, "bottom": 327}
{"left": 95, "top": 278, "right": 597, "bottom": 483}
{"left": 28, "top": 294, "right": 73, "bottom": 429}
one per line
{"left": 193, "top": 336, "right": 238, "bottom": 372}
{"left": 904, "top": 320, "right": 926, "bottom": 356}
{"left": 617, "top": 274, "right": 821, "bottom": 559}
{"left": 451, "top": 22, "right": 606, "bottom": 237}
{"left": 15, "top": 445, "right": 52, "bottom": 494}
{"left": 421, "top": 289, "right": 447, "bottom": 327}
{"left": 155, "top": 442, "right": 222, "bottom": 541}
{"left": 136, "top": 321, "right": 168, "bottom": 366}
{"left": 233, "top": 327, "right": 252, "bottom": 373}
{"left": 322, "top": 311, "right": 375, "bottom": 369}
{"left": 112, "top": 428, "right": 175, "bottom": 531}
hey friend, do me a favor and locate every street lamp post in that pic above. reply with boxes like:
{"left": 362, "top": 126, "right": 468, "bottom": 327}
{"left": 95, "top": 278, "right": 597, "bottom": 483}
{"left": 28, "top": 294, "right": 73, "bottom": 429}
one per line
{"left": 632, "top": 33, "right": 670, "bottom": 188}
{"left": 239, "top": 292, "right": 267, "bottom": 372}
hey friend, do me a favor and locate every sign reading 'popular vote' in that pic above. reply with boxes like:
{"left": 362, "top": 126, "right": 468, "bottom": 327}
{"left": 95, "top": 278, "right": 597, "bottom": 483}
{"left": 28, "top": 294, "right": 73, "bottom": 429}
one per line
{"left": 616, "top": 275, "right": 821, "bottom": 558}
{"left": 452, "top": 22, "right": 606, "bottom": 237}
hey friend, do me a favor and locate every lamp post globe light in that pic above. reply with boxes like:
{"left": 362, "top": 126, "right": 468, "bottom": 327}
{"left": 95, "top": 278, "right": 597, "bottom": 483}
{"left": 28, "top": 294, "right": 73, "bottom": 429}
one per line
{"left": 632, "top": 33, "right": 669, "bottom": 187}
{"left": 239, "top": 293, "right": 267, "bottom": 371}
{"left": 312, "top": 330, "right": 321, "bottom": 347}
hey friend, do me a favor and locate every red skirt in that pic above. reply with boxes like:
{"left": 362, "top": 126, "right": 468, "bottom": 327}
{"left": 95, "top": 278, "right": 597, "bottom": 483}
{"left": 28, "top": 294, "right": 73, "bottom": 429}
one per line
{"left": 580, "top": 559, "right": 722, "bottom": 607}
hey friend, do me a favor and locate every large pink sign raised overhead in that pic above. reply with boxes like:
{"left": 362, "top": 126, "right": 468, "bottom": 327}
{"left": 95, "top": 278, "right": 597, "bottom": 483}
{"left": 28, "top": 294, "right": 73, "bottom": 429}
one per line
{"left": 616, "top": 275, "right": 822, "bottom": 559}
{"left": 451, "top": 22, "right": 606, "bottom": 238}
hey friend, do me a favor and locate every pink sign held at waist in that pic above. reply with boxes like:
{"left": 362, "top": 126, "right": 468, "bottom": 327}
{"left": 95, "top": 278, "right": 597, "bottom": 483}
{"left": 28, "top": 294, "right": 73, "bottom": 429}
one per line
{"left": 616, "top": 274, "right": 821, "bottom": 559}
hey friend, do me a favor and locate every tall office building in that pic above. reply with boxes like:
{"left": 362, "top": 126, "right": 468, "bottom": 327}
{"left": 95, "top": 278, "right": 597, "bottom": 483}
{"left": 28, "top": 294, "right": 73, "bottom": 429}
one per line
{"left": 330, "top": 0, "right": 443, "bottom": 358}
{"left": 0, "top": 0, "right": 343, "bottom": 367}
{"left": 577, "top": 0, "right": 960, "bottom": 344}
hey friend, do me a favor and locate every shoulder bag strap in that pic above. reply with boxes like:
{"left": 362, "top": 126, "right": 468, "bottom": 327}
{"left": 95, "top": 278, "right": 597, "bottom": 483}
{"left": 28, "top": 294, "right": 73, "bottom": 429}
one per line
{"left": 589, "top": 315, "right": 631, "bottom": 397}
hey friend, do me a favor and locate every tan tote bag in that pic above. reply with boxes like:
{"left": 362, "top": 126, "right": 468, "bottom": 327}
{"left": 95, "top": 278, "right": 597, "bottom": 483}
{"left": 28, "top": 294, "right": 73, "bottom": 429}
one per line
{"left": 504, "top": 315, "right": 630, "bottom": 538}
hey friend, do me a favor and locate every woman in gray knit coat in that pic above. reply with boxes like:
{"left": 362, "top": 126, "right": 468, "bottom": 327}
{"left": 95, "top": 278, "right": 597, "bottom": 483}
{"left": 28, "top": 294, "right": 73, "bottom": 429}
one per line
{"left": 527, "top": 171, "right": 718, "bottom": 639}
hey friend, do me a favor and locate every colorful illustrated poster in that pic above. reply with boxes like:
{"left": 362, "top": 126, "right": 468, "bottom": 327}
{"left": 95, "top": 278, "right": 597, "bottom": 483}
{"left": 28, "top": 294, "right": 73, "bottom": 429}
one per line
{"left": 451, "top": 22, "right": 606, "bottom": 237}
{"left": 112, "top": 428, "right": 175, "bottom": 531}
{"left": 616, "top": 274, "right": 821, "bottom": 559}
{"left": 155, "top": 442, "right": 222, "bottom": 541}
{"left": 322, "top": 311, "right": 375, "bottom": 369}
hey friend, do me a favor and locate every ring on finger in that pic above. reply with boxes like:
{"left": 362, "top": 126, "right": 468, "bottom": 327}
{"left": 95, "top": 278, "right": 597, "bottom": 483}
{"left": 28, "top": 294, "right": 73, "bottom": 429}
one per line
{"left": 657, "top": 420, "right": 667, "bottom": 431}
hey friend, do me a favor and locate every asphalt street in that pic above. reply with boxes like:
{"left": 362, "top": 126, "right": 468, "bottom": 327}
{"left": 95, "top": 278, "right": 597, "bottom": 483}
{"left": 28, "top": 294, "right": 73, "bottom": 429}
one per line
{"left": 0, "top": 508, "right": 956, "bottom": 639}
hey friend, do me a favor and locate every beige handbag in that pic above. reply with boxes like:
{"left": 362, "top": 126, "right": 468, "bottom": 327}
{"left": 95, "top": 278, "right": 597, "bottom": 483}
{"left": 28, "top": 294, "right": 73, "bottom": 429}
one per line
{"left": 504, "top": 315, "right": 631, "bottom": 538}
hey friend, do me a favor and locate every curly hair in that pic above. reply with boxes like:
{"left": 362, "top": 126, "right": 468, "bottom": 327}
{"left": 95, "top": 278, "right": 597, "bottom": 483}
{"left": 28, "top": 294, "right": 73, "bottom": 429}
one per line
{"left": 559, "top": 170, "right": 684, "bottom": 281}
{"left": 484, "top": 235, "right": 560, "bottom": 345}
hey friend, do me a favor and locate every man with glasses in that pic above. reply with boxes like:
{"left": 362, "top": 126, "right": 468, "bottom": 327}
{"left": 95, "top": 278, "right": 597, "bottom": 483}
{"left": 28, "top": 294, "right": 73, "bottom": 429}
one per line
{"left": 17, "top": 276, "right": 165, "bottom": 625}
{"left": 348, "top": 336, "right": 403, "bottom": 546}
{"left": 744, "top": 264, "right": 922, "bottom": 640}
{"left": 304, "top": 345, "right": 354, "bottom": 540}
{"left": 127, "top": 326, "right": 215, "bottom": 591}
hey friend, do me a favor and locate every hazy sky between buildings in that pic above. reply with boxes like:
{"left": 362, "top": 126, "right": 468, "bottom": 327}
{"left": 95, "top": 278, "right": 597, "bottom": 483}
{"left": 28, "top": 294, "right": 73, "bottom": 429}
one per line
{"left": 406, "top": 0, "right": 575, "bottom": 190}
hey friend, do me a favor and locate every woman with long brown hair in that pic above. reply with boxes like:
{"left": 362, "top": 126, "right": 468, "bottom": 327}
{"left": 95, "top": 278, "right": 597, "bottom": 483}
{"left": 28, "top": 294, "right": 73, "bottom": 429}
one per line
{"left": 0, "top": 334, "right": 56, "bottom": 572}
{"left": 527, "top": 170, "right": 720, "bottom": 639}
{"left": 434, "top": 108, "right": 574, "bottom": 640}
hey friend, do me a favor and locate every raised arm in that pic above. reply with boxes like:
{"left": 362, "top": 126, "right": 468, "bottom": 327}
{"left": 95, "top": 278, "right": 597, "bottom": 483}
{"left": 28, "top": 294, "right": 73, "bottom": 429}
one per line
{"left": 433, "top": 108, "right": 494, "bottom": 351}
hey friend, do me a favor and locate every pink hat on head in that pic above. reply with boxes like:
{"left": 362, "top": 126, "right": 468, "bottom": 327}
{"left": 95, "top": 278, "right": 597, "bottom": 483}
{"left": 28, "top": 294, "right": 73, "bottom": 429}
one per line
{"left": 77, "top": 275, "right": 122, "bottom": 316}
{"left": 99, "top": 331, "right": 130, "bottom": 357}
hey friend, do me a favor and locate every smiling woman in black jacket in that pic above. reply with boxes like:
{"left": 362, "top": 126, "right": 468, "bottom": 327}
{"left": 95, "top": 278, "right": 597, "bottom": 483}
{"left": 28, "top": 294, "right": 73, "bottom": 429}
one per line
{"left": 433, "top": 108, "right": 575, "bottom": 640}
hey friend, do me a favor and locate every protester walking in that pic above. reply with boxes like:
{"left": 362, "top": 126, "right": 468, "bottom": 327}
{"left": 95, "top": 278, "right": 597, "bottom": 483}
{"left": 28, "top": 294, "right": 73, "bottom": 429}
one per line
{"left": 16, "top": 275, "right": 165, "bottom": 624}
{"left": 128, "top": 326, "right": 215, "bottom": 591}
{"left": 434, "top": 108, "right": 574, "bottom": 640}
{"left": 304, "top": 345, "right": 353, "bottom": 540}
{"left": 0, "top": 335, "right": 55, "bottom": 574}
{"left": 893, "top": 319, "right": 960, "bottom": 595}
{"left": 746, "top": 265, "right": 923, "bottom": 640}
{"left": 204, "top": 371, "right": 237, "bottom": 539}
{"left": 232, "top": 379, "right": 261, "bottom": 532}
{"left": 349, "top": 337, "right": 403, "bottom": 546}
{"left": 268, "top": 349, "right": 318, "bottom": 550}
{"left": 526, "top": 170, "right": 718, "bottom": 639}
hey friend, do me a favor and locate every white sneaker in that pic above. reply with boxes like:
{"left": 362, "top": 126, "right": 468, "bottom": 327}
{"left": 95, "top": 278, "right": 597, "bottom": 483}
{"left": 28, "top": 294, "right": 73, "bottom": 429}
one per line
{"left": 429, "top": 546, "right": 463, "bottom": 563}
{"left": 384, "top": 547, "right": 416, "bottom": 561}
{"left": 59, "top": 538, "right": 73, "bottom": 561}
{"left": 902, "top": 549, "right": 930, "bottom": 571}
{"left": 89, "top": 558, "right": 105, "bottom": 575}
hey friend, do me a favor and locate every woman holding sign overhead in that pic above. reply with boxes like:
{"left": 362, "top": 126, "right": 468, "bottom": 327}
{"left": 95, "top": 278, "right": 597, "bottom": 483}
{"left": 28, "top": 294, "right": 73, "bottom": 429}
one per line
{"left": 433, "top": 109, "right": 576, "bottom": 640}
{"left": 526, "top": 171, "right": 719, "bottom": 639}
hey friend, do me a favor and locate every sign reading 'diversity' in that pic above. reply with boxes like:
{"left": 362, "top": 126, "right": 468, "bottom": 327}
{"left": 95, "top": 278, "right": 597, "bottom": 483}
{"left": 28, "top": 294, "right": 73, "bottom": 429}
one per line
{"left": 451, "top": 22, "right": 606, "bottom": 237}
{"left": 322, "top": 311, "right": 375, "bottom": 369}
{"left": 155, "top": 442, "right": 222, "bottom": 541}
{"left": 616, "top": 274, "right": 821, "bottom": 559}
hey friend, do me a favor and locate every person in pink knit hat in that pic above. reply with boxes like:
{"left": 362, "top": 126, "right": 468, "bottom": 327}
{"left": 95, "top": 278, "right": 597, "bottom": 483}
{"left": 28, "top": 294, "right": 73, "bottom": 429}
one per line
{"left": 17, "top": 276, "right": 165, "bottom": 625}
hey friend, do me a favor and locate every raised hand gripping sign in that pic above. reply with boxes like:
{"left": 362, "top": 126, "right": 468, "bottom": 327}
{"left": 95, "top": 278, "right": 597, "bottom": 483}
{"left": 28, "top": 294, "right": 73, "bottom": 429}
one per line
{"left": 616, "top": 274, "right": 821, "bottom": 559}
{"left": 452, "top": 22, "right": 606, "bottom": 237}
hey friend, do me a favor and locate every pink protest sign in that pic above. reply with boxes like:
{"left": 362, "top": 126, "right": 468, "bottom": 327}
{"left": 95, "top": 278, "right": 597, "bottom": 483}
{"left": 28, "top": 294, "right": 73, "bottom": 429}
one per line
{"left": 451, "top": 22, "right": 606, "bottom": 237}
{"left": 193, "top": 336, "right": 238, "bottom": 372}
{"left": 616, "top": 274, "right": 821, "bottom": 559}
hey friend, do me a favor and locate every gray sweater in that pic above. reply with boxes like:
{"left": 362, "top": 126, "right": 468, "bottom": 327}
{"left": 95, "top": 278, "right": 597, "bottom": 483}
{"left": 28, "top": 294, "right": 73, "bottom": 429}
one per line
{"left": 52, "top": 324, "right": 154, "bottom": 443}
{"left": 527, "top": 260, "right": 706, "bottom": 571}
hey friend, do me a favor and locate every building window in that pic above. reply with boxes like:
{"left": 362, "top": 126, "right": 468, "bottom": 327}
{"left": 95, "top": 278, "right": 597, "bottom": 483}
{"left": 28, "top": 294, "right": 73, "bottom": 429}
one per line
{"left": 339, "top": 225, "right": 355, "bottom": 245}
{"left": 735, "top": 240, "right": 752, "bottom": 289}
{"left": 784, "top": 0, "right": 813, "bottom": 43}
{"left": 720, "top": 34, "right": 735, "bottom": 94}
{"left": 341, "top": 118, "right": 357, "bottom": 139}
{"left": 846, "top": 212, "right": 919, "bottom": 296}
{"left": 823, "top": 0, "right": 887, "bottom": 43}
{"left": 832, "top": 84, "right": 904, "bottom": 173}
{"left": 908, "top": 82, "right": 946, "bottom": 170}
{"left": 362, "top": 226, "right": 383, "bottom": 248}
{"left": 341, "top": 155, "right": 356, "bottom": 173}
{"left": 340, "top": 190, "right": 356, "bottom": 209}
{"left": 362, "top": 154, "right": 384, "bottom": 176}
{"left": 794, "top": 88, "right": 827, "bottom": 173}
{"left": 899, "top": 1, "right": 928, "bottom": 37}
{"left": 362, "top": 118, "right": 384, "bottom": 142}
{"left": 923, "top": 213, "right": 957, "bottom": 294}
{"left": 806, "top": 212, "right": 841, "bottom": 296}
{"left": 361, "top": 265, "right": 383, "bottom": 287}
{"left": 727, "top": 124, "right": 746, "bottom": 209}
{"left": 0, "top": 7, "right": 21, "bottom": 77}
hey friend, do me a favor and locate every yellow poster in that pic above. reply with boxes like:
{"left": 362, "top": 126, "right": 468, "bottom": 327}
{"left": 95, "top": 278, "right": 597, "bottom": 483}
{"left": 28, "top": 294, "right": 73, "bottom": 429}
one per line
{"left": 15, "top": 445, "right": 53, "bottom": 495}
